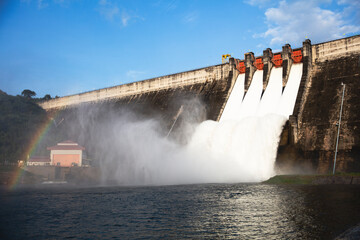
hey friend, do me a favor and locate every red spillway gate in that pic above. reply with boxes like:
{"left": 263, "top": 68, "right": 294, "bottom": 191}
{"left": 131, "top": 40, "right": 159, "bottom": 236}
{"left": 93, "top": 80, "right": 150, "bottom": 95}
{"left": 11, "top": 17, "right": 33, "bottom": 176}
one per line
{"left": 236, "top": 61, "right": 246, "bottom": 74}
{"left": 254, "top": 57, "right": 264, "bottom": 70}
{"left": 291, "top": 50, "right": 303, "bottom": 63}
{"left": 272, "top": 53, "right": 283, "bottom": 67}
{"left": 234, "top": 47, "right": 303, "bottom": 73}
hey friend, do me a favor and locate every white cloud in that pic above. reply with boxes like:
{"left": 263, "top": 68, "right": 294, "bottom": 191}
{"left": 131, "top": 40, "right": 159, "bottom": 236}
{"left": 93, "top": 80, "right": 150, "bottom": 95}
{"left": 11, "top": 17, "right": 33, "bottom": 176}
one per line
{"left": 97, "top": 0, "right": 143, "bottom": 27}
{"left": 152, "top": 0, "right": 177, "bottom": 11}
{"left": 338, "top": 0, "right": 360, "bottom": 24}
{"left": 256, "top": 43, "right": 265, "bottom": 49}
{"left": 183, "top": 12, "right": 198, "bottom": 23}
{"left": 165, "top": 0, "right": 177, "bottom": 11}
{"left": 244, "top": 0, "right": 271, "bottom": 7}
{"left": 337, "top": 0, "right": 356, "bottom": 4}
{"left": 98, "top": 0, "right": 119, "bottom": 21}
{"left": 120, "top": 10, "right": 144, "bottom": 27}
{"left": 37, "top": 0, "right": 48, "bottom": 9}
{"left": 121, "top": 11, "right": 130, "bottom": 27}
{"left": 126, "top": 70, "right": 145, "bottom": 81}
{"left": 256, "top": 0, "right": 360, "bottom": 47}
{"left": 21, "top": 0, "right": 67, "bottom": 8}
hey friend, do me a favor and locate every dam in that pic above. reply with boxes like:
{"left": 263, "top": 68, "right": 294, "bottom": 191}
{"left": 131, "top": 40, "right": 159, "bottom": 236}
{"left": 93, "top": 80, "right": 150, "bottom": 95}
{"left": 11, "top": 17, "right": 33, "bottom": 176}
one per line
{"left": 39, "top": 35, "right": 360, "bottom": 175}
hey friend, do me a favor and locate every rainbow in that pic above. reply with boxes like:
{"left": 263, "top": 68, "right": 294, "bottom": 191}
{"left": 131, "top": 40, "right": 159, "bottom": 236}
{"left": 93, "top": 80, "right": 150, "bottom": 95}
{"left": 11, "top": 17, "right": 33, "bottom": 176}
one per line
{"left": 8, "top": 110, "right": 59, "bottom": 190}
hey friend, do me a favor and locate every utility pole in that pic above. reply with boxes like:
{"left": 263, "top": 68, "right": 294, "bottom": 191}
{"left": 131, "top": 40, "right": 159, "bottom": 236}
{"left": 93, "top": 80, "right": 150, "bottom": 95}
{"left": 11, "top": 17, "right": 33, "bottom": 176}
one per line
{"left": 333, "top": 83, "right": 346, "bottom": 175}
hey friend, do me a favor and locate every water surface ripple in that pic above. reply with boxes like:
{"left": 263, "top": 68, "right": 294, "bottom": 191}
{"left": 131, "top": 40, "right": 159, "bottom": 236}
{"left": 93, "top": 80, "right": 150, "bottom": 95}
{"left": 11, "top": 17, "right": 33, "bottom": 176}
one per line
{"left": 1, "top": 184, "right": 359, "bottom": 239}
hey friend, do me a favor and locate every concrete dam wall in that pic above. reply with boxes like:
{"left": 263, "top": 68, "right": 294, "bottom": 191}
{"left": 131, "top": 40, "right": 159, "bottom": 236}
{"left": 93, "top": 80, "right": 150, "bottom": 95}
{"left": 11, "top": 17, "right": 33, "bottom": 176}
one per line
{"left": 40, "top": 63, "right": 238, "bottom": 122}
{"left": 280, "top": 35, "right": 360, "bottom": 173}
{"left": 39, "top": 35, "right": 360, "bottom": 174}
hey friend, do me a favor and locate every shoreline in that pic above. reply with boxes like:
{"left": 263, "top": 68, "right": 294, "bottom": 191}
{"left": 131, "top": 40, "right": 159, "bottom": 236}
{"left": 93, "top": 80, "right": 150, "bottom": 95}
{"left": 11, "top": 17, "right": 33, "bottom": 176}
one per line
{"left": 2, "top": 165, "right": 360, "bottom": 187}
{"left": 263, "top": 173, "right": 360, "bottom": 185}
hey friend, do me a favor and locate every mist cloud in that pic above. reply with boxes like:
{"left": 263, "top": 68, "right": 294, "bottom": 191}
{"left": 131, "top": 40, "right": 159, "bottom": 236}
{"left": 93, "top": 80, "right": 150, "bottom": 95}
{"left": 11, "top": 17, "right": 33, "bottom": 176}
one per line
{"left": 66, "top": 97, "right": 284, "bottom": 186}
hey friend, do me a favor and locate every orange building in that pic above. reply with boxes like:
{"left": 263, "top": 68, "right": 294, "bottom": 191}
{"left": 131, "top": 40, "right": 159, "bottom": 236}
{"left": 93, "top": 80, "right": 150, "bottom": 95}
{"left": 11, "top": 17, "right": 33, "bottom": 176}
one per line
{"left": 47, "top": 140, "right": 85, "bottom": 167}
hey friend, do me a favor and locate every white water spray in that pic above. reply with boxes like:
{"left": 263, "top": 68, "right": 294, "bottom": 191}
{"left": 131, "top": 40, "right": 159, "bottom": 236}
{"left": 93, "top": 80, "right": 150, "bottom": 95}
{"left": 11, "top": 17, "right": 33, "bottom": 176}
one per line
{"left": 185, "top": 63, "right": 304, "bottom": 182}
{"left": 220, "top": 74, "right": 245, "bottom": 121}
{"left": 238, "top": 70, "right": 263, "bottom": 119}
{"left": 95, "top": 63, "right": 303, "bottom": 185}
{"left": 278, "top": 64, "right": 303, "bottom": 117}
{"left": 258, "top": 67, "right": 283, "bottom": 116}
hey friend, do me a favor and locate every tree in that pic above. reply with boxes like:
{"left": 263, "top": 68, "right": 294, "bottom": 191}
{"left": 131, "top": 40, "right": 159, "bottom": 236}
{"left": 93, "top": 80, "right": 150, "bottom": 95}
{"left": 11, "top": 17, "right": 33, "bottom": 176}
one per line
{"left": 43, "top": 94, "right": 51, "bottom": 100}
{"left": 21, "top": 89, "right": 36, "bottom": 99}
{"left": 0, "top": 93, "right": 47, "bottom": 163}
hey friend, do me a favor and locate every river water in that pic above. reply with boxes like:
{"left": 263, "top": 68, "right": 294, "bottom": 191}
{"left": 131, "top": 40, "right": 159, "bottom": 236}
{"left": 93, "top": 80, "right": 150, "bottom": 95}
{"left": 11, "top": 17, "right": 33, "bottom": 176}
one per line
{"left": 0, "top": 183, "right": 359, "bottom": 239}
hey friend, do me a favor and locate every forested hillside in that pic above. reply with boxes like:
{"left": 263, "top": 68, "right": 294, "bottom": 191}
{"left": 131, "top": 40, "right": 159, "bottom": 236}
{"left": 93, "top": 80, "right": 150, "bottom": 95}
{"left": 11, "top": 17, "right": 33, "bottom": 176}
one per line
{"left": 0, "top": 90, "right": 48, "bottom": 163}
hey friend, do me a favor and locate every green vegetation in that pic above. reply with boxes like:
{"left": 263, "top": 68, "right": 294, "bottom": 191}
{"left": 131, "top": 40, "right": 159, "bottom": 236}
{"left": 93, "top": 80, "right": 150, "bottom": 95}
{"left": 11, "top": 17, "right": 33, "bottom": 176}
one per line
{"left": 263, "top": 173, "right": 360, "bottom": 185}
{"left": 43, "top": 94, "right": 51, "bottom": 100}
{"left": 21, "top": 89, "right": 36, "bottom": 99}
{"left": 0, "top": 90, "right": 48, "bottom": 163}
{"left": 264, "top": 175, "right": 315, "bottom": 184}
{"left": 335, "top": 172, "right": 360, "bottom": 177}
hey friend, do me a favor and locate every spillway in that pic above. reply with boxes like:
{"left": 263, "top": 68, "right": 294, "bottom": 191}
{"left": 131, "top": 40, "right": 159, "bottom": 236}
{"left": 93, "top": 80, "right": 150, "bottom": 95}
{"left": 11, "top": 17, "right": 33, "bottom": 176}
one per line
{"left": 278, "top": 63, "right": 303, "bottom": 117}
{"left": 220, "top": 74, "right": 245, "bottom": 121}
{"left": 238, "top": 70, "right": 263, "bottom": 119}
{"left": 258, "top": 67, "right": 283, "bottom": 116}
{"left": 189, "top": 63, "right": 304, "bottom": 182}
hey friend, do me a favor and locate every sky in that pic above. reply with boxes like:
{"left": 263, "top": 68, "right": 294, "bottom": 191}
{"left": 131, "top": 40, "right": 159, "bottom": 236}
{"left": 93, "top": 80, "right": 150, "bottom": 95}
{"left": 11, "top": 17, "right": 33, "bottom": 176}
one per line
{"left": 0, "top": 0, "right": 359, "bottom": 98}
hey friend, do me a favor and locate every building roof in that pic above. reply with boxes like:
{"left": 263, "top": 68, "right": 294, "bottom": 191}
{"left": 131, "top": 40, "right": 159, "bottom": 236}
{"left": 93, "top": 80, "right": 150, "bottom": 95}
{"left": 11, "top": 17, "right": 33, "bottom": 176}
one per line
{"left": 60, "top": 140, "right": 76, "bottom": 143}
{"left": 47, "top": 141, "right": 85, "bottom": 150}
{"left": 58, "top": 140, "right": 78, "bottom": 145}
{"left": 28, "top": 156, "right": 50, "bottom": 162}
{"left": 47, "top": 145, "right": 85, "bottom": 150}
